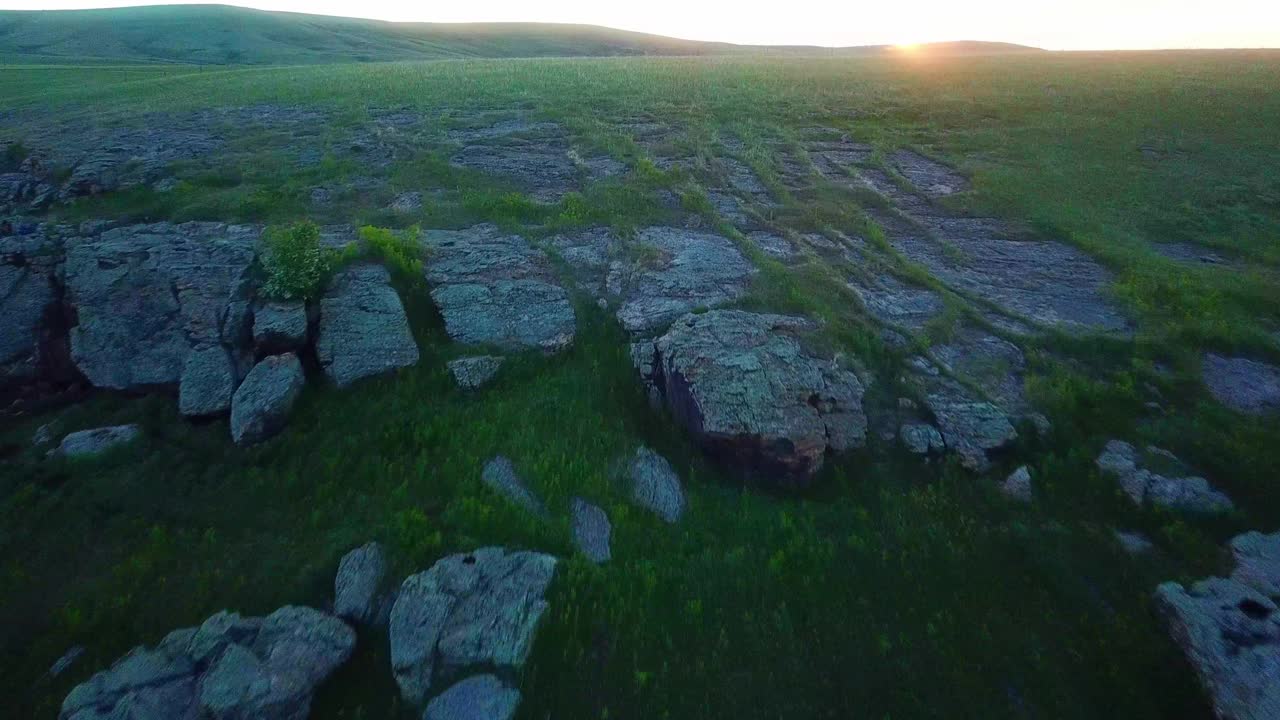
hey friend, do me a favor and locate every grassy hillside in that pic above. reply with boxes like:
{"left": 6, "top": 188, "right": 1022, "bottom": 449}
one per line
{"left": 0, "top": 4, "right": 1039, "bottom": 65}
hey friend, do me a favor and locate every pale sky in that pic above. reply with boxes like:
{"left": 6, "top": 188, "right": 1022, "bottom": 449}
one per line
{"left": 4, "top": 1, "right": 1279, "bottom": 50}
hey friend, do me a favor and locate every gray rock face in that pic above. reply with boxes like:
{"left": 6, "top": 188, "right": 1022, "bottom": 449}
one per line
{"left": 425, "top": 674, "right": 521, "bottom": 720}
{"left": 1001, "top": 465, "right": 1033, "bottom": 502}
{"left": 423, "top": 225, "right": 575, "bottom": 353}
{"left": 389, "top": 548, "right": 557, "bottom": 705}
{"left": 1, "top": 227, "right": 63, "bottom": 386}
{"left": 60, "top": 606, "right": 353, "bottom": 720}
{"left": 641, "top": 311, "right": 867, "bottom": 485}
{"left": 447, "top": 121, "right": 617, "bottom": 203}
{"left": 316, "top": 264, "right": 420, "bottom": 387}
{"left": 1155, "top": 578, "right": 1280, "bottom": 720}
{"left": 480, "top": 456, "right": 546, "bottom": 517}
{"left": 229, "top": 354, "right": 304, "bottom": 446}
{"left": 849, "top": 275, "right": 944, "bottom": 333}
{"left": 448, "top": 356, "right": 504, "bottom": 390}
{"left": 252, "top": 300, "right": 308, "bottom": 356}
{"left": 628, "top": 447, "right": 686, "bottom": 523}
{"left": 900, "top": 423, "right": 945, "bottom": 455}
{"left": 334, "top": 541, "right": 388, "bottom": 624}
{"left": 1202, "top": 354, "right": 1280, "bottom": 415}
{"left": 1096, "top": 440, "right": 1233, "bottom": 513}
{"left": 178, "top": 346, "right": 238, "bottom": 417}
{"left": 890, "top": 150, "right": 968, "bottom": 197}
{"left": 551, "top": 226, "right": 757, "bottom": 334}
{"left": 1230, "top": 531, "right": 1280, "bottom": 597}
{"left": 63, "top": 222, "right": 259, "bottom": 390}
{"left": 571, "top": 498, "right": 612, "bottom": 563}
{"left": 57, "top": 424, "right": 140, "bottom": 458}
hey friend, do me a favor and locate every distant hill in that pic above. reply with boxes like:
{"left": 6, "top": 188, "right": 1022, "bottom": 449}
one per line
{"left": 0, "top": 5, "right": 1041, "bottom": 65}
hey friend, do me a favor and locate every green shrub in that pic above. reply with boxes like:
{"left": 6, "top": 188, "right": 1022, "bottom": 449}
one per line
{"left": 261, "top": 221, "right": 330, "bottom": 300}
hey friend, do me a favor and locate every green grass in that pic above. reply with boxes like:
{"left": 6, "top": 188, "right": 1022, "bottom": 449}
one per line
{"left": 3, "top": 51, "right": 1279, "bottom": 719}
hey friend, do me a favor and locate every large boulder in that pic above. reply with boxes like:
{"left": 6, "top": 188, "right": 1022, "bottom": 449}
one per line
{"left": 178, "top": 345, "right": 238, "bottom": 417}
{"left": 60, "top": 606, "right": 354, "bottom": 720}
{"left": 389, "top": 548, "right": 557, "bottom": 706}
{"left": 229, "top": 354, "right": 305, "bottom": 446}
{"left": 334, "top": 541, "right": 388, "bottom": 624}
{"left": 62, "top": 222, "right": 258, "bottom": 391}
{"left": 423, "top": 225, "right": 575, "bottom": 353}
{"left": 639, "top": 311, "right": 867, "bottom": 485}
{"left": 56, "top": 424, "right": 141, "bottom": 458}
{"left": 252, "top": 300, "right": 308, "bottom": 356}
{"left": 316, "top": 264, "right": 420, "bottom": 387}
{"left": 1202, "top": 353, "right": 1280, "bottom": 415}
{"left": 1096, "top": 440, "right": 1233, "bottom": 513}
{"left": 425, "top": 674, "right": 521, "bottom": 720}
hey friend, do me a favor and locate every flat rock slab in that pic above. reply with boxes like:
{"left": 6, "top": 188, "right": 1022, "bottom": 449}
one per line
{"left": 627, "top": 447, "right": 686, "bottom": 523}
{"left": 551, "top": 226, "right": 756, "bottom": 333}
{"left": 63, "top": 222, "right": 259, "bottom": 390}
{"left": 389, "top": 547, "right": 557, "bottom": 705}
{"left": 425, "top": 674, "right": 521, "bottom": 720}
{"left": 424, "top": 225, "right": 575, "bottom": 352}
{"left": 571, "top": 497, "right": 613, "bottom": 562}
{"left": 849, "top": 274, "right": 944, "bottom": 332}
{"left": 448, "top": 355, "right": 503, "bottom": 390}
{"left": 448, "top": 121, "right": 620, "bottom": 202}
{"left": 57, "top": 424, "right": 140, "bottom": 458}
{"left": 1202, "top": 353, "right": 1280, "bottom": 415}
{"left": 229, "top": 353, "right": 304, "bottom": 446}
{"left": 641, "top": 310, "right": 867, "bottom": 485}
{"left": 60, "top": 605, "right": 354, "bottom": 720}
{"left": 316, "top": 264, "right": 420, "bottom": 387}
{"left": 1155, "top": 577, "right": 1280, "bottom": 720}
{"left": 890, "top": 149, "right": 968, "bottom": 197}
{"left": 1095, "top": 440, "right": 1233, "bottom": 513}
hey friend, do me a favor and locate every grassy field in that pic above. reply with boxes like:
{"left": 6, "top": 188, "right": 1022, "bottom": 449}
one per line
{"left": 2, "top": 50, "right": 1279, "bottom": 719}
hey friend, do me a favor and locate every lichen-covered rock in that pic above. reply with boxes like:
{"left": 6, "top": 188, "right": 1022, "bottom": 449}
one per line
{"left": 334, "top": 541, "right": 388, "bottom": 624}
{"left": 1202, "top": 353, "right": 1280, "bottom": 415}
{"left": 480, "top": 456, "right": 546, "bottom": 517}
{"left": 447, "top": 355, "right": 503, "bottom": 390}
{"left": 178, "top": 345, "right": 238, "bottom": 417}
{"left": 1155, "top": 578, "right": 1280, "bottom": 720}
{"left": 642, "top": 310, "right": 866, "bottom": 485}
{"left": 571, "top": 498, "right": 612, "bottom": 563}
{"left": 900, "top": 423, "right": 944, "bottom": 455}
{"left": 628, "top": 447, "right": 685, "bottom": 523}
{"left": 389, "top": 548, "right": 557, "bottom": 705}
{"left": 425, "top": 674, "right": 521, "bottom": 720}
{"left": 923, "top": 386, "right": 1017, "bottom": 472}
{"left": 252, "top": 300, "right": 308, "bottom": 356}
{"left": 316, "top": 264, "right": 419, "bottom": 387}
{"left": 424, "top": 225, "right": 575, "bottom": 353}
{"left": 229, "top": 353, "right": 304, "bottom": 446}
{"left": 56, "top": 424, "right": 140, "bottom": 458}
{"left": 63, "top": 222, "right": 258, "bottom": 390}
{"left": 60, "top": 605, "right": 353, "bottom": 720}
{"left": 1096, "top": 440, "right": 1233, "bottom": 513}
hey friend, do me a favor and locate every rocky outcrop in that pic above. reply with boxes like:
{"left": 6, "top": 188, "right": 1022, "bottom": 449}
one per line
{"left": 1, "top": 226, "right": 65, "bottom": 388}
{"left": 315, "top": 264, "right": 419, "bottom": 387}
{"left": 627, "top": 447, "right": 686, "bottom": 523}
{"left": 178, "top": 345, "right": 238, "bottom": 417}
{"left": 56, "top": 424, "right": 141, "bottom": 458}
{"left": 638, "top": 311, "right": 867, "bottom": 485}
{"left": 1202, "top": 354, "right": 1280, "bottom": 415}
{"left": 389, "top": 547, "right": 557, "bottom": 705}
{"left": 334, "top": 541, "right": 388, "bottom": 624}
{"left": 252, "top": 300, "right": 308, "bottom": 356}
{"left": 447, "top": 120, "right": 619, "bottom": 203}
{"left": 924, "top": 386, "right": 1017, "bottom": 472}
{"left": 1096, "top": 440, "right": 1233, "bottom": 513}
{"left": 423, "top": 225, "right": 575, "bottom": 353}
{"left": 229, "top": 353, "right": 305, "bottom": 446}
{"left": 425, "top": 674, "right": 521, "bottom": 720}
{"left": 571, "top": 498, "right": 612, "bottom": 563}
{"left": 481, "top": 456, "right": 547, "bottom": 517}
{"left": 448, "top": 356, "right": 504, "bottom": 391}
{"left": 60, "top": 605, "right": 354, "bottom": 720}
{"left": 900, "top": 422, "right": 945, "bottom": 455}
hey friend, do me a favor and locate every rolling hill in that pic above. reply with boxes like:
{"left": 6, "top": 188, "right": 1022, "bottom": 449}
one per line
{"left": 0, "top": 4, "right": 1040, "bottom": 65}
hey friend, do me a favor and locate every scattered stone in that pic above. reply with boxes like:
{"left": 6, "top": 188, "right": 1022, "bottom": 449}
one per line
{"left": 316, "top": 264, "right": 420, "bottom": 387}
{"left": 1096, "top": 440, "right": 1233, "bottom": 513}
{"left": 424, "top": 225, "right": 575, "bottom": 352}
{"left": 425, "top": 674, "right": 521, "bottom": 720}
{"left": 229, "top": 353, "right": 304, "bottom": 446}
{"left": 899, "top": 423, "right": 944, "bottom": 455}
{"left": 627, "top": 447, "right": 686, "bottom": 523}
{"left": 389, "top": 191, "right": 424, "bottom": 213}
{"left": 1202, "top": 353, "right": 1280, "bottom": 415}
{"left": 60, "top": 605, "right": 354, "bottom": 720}
{"left": 481, "top": 456, "right": 546, "bottom": 517}
{"left": 1000, "top": 465, "right": 1033, "bottom": 502}
{"left": 389, "top": 548, "right": 557, "bottom": 705}
{"left": 334, "top": 541, "right": 388, "bottom": 624}
{"left": 1114, "top": 530, "right": 1154, "bottom": 555}
{"left": 1230, "top": 531, "right": 1280, "bottom": 596}
{"left": 642, "top": 311, "right": 867, "bottom": 485}
{"left": 1155, "top": 578, "right": 1280, "bottom": 720}
{"left": 923, "top": 386, "right": 1016, "bottom": 472}
{"left": 252, "top": 300, "right": 308, "bottom": 356}
{"left": 448, "top": 356, "right": 503, "bottom": 390}
{"left": 178, "top": 345, "right": 238, "bottom": 417}
{"left": 571, "top": 498, "right": 612, "bottom": 563}
{"left": 49, "top": 646, "right": 85, "bottom": 678}
{"left": 56, "top": 424, "right": 140, "bottom": 458}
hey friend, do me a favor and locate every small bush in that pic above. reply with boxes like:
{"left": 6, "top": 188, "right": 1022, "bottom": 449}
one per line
{"left": 357, "top": 225, "right": 425, "bottom": 277}
{"left": 261, "top": 221, "right": 330, "bottom": 300}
